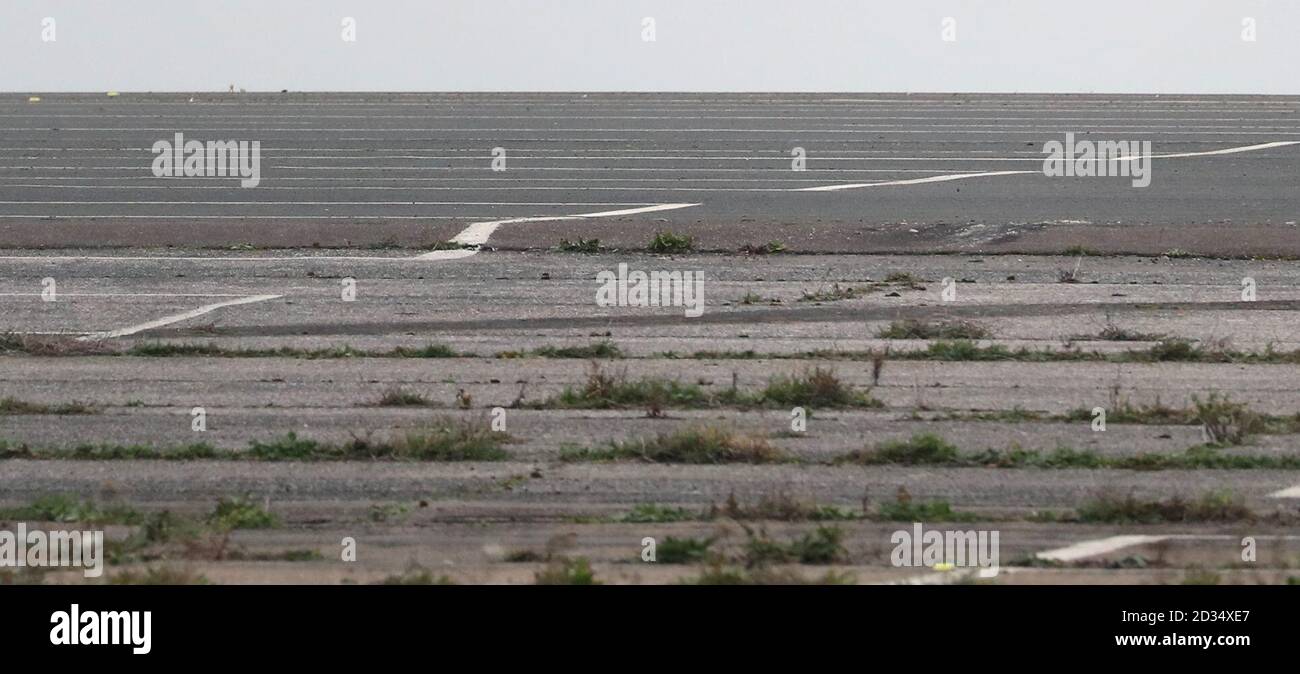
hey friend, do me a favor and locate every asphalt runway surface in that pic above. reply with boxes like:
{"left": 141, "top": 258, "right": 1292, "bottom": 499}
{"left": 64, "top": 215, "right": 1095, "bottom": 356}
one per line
{"left": 2, "top": 92, "right": 1299, "bottom": 253}
{"left": 3, "top": 93, "right": 1300, "bottom": 585}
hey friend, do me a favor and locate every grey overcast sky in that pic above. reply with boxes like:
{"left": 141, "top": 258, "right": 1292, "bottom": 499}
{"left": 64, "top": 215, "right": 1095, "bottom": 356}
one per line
{"left": 2, "top": 0, "right": 1296, "bottom": 93}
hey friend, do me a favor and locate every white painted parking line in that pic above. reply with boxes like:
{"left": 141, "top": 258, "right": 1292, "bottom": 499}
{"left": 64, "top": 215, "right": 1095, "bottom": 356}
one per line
{"left": 0, "top": 292, "right": 252, "bottom": 298}
{"left": 1036, "top": 535, "right": 1169, "bottom": 562}
{"left": 1268, "top": 484, "right": 1300, "bottom": 498}
{"left": 798, "top": 140, "right": 1299, "bottom": 192}
{"left": 12, "top": 127, "right": 1300, "bottom": 136}
{"left": 420, "top": 202, "right": 700, "bottom": 259}
{"left": 1152, "top": 140, "right": 1300, "bottom": 158}
{"left": 0, "top": 201, "right": 661, "bottom": 206}
{"left": 799, "top": 170, "right": 1037, "bottom": 192}
{"left": 77, "top": 294, "right": 282, "bottom": 340}
{"left": 0, "top": 215, "right": 504, "bottom": 220}
{"left": 8, "top": 113, "right": 1300, "bottom": 124}
{"left": 0, "top": 203, "right": 701, "bottom": 263}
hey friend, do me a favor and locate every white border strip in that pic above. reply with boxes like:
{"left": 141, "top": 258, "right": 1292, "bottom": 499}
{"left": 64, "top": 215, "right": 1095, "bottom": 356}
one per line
{"left": 77, "top": 294, "right": 282, "bottom": 340}
{"left": 798, "top": 140, "right": 1299, "bottom": 192}
{"left": 1036, "top": 535, "right": 1169, "bottom": 562}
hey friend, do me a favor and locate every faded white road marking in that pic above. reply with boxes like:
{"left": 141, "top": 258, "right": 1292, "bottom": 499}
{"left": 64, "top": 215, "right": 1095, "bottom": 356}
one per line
{"left": 1036, "top": 535, "right": 1169, "bottom": 562}
{"left": 1268, "top": 484, "right": 1300, "bottom": 498}
{"left": 799, "top": 140, "right": 1299, "bottom": 192}
{"left": 0, "top": 203, "right": 700, "bottom": 263}
{"left": 0, "top": 292, "right": 251, "bottom": 298}
{"left": 14, "top": 127, "right": 1300, "bottom": 136}
{"left": 419, "top": 202, "right": 700, "bottom": 259}
{"left": 0, "top": 215, "right": 500, "bottom": 220}
{"left": 1153, "top": 140, "right": 1300, "bottom": 158}
{"left": 799, "top": 170, "right": 1036, "bottom": 192}
{"left": 0, "top": 200, "right": 660, "bottom": 206}
{"left": 77, "top": 294, "right": 281, "bottom": 340}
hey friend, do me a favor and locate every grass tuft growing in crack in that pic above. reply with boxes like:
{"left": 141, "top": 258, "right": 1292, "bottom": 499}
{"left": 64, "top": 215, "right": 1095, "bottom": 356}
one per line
{"left": 206, "top": 495, "right": 279, "bottom": 530}
{"left": 1076, "top": 490, "right": 1254, "bottom": 524}
{"left": 369, "top": 387, "right": 435, "bottom": 407}
{"left": 556, "top": 237, "right": 601, "bottom": 253}
{"left": 647, "top": 231, "right": 694, "bottom": 254}
{"left": 840, "top": 433, "right": 959, "bottom": 465}
{"left": 0, "top": 398, "right": 97, "bottom": 415}
{"left": 532, "top": 342, "right": 623, "bottom": 359}
{"left": 742, "top": 526, "right": 849, "bottom": 566}
{"left": 877, "top": 319, "right": 991, "bottom": 340}
{"left": 657, "top": 536, "right": 716, "bottom": 564}
{"left": 0, "top": 494, "right": 142, "bottom": 525}
{"left": 757, "top": 367, "right": 882, "bottom": 408}
{"left": 534, "top": 557, "right": 600, "bottom": 585}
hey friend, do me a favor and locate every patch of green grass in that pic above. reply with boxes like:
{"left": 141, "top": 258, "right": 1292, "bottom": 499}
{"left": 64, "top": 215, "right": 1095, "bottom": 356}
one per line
{"left": 368, "top": 502, "right": 411, "bottom": 523}
{"left": 1182, "top": 568, "right": 1222, "bottom": 585}
{"left": 557, "top": 237, "right": 602, "bottom": 253}
{"left": 942, "top": 408, "right": 1047, "bottom": 423}
{"left": 4, "top": 420, "right": 512, "bottom": 462}
{"left": 743, "top": 526, "right": 848, "bottom": 566}
{"left": 757, "top": 367, "right": 881, "bottom": 408}
{"left": 739, "top": 241, "right": 787, "bottom": 255}
{"left": 1076, "top": 491, "right": 1254, "bottom": 524}
{"left": 207, "top": 495, "right": 279, "bottom": 530}
{"left": 737, "top": 291, "right": 780, "bottom": 305}
{"left": 0, "top": 333, "right": 116, "bottom": 356}
{"left": 374, "top": 418, "right": 511, "bottom": 461}
{"left": 1193, "top": 392, "right": 1262, "bottom": 445}
{"left": 1143, "top": 338, "right": 1202, "bottom": 362}
{"left": 532, "top": 341, "right": 623, "bottom": 359}
{"left": 549, "top": 365, "right": 709, "bottom": 409}
{"left": 799, "top": 283, "right": 868, "bottom": 302}
{"left": 657, "top": 536, "right": 715, "bottom": 564}
{"left": 681, "top": 342, "right": 1296, "bottom": 365}
{"left": 920, "top": 340, "right": 1015, "bottom": 361}
{"left": 126, "top": 342, "right": 225, "bottom": 357}
{"left": 231, "top": 548, "right": 325, "bottom": 562}
{"left": 839, "top": 432, "right": 1300, "bottom": 471}
{"left": 1009, "top": 447, "right": 1107, "bottom": 469}
{"left": 0, "top": 494, "right": 142, "bottom": 525}
{"left": 883, "top": 272, "right": 926, "bottom": 289}
{"left": 711, "top": 492, "right": 860, "bottom": 521}
{"left": 124, "top": 342, "right": 463, "bottom": 359}
{"left": 877, "top": 319, "right": 991, "bottom": 340}
{"left": 1063, "top": 244, "right": 1101, "bottom": 256}
{"left": 842, "top": 433, "right": 959, "bottom": 465}
{"left": 389, "top": 344, "right": 459, "bottom": 358}
{"left": 617, "top": 503, "right": 699, "bottom": 523}
{"left": 247, "top": 432, "right": 322, "bottom": 460}
{"left": 543, "top": 366, "right": 878, "bottom": 413}
{"left": 0, "top": 398, "right": 97, "bottom": 415}
{"left": 421, "top": 240, "right": 476, "bottom": 251}
{"left": 371, "top": 387, "right": 433, "bottom": 407}
{"left": 1085, "top": 324, "right": 1166, "bottom": 342}
{"left": 69, "top": 443, "right": 220, "bottom": 460}
{"left": 876, "top": 496, "right": 980, "bottom": 522}
{"left": 534, "top": 557, "right": 600, "bottom": 585}
{"left": 647, "top": 231, "right": 694, "bottom": 254}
